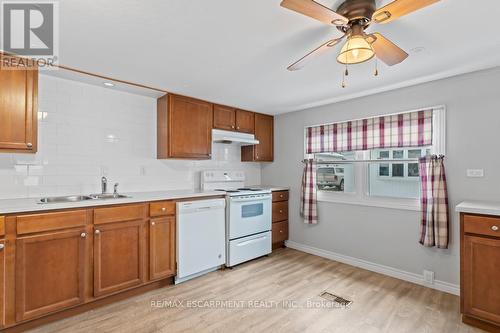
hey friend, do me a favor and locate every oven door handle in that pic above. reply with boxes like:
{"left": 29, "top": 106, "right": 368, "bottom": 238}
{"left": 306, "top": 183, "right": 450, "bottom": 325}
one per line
{"left": 230, "top": 195, "right": 271, "bottom": 203}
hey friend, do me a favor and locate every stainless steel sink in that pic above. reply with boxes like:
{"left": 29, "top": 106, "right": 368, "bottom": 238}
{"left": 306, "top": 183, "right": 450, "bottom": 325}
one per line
{"left": 39, "top": 194, "right": 129, "bottom": 204}
{"left": 88, "top": 194, "right": 129, "bottom": 200}
{"left": 39, "top": 195, "right": 94, "bottom": 204}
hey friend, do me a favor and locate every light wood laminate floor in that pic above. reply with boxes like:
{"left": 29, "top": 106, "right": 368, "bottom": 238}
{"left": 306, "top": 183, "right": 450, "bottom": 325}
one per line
{"left": 29, "top": 248, "right": 483, "bottom": 333}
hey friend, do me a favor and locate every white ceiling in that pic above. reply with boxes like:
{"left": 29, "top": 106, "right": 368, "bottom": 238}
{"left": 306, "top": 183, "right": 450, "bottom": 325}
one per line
{"left": 54, "top": 0, "right": 500, "bottom": 114}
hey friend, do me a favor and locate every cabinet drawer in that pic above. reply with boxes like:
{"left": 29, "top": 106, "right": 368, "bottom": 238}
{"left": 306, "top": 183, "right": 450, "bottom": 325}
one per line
{"left": 150, "top": 201, "right": 175, "bottom": 217}
{"left": 464, "top": 214, "right": 500, "bottom": 238}
{"left": 0, "top": 216, "right": 4, "bottom": 236}
{"left": 272, "top": 201, "right": 288, "bottom": 223}
{"left": 17, "top": 210, "right": 88, "bottom": 234}
{"left": 94, "top": 204, "right": 147, "bottom": 225}
{"left": 272, "top": 191, "right": 289, "bottom": 202}
{"left": 272, "top": 221, "right": 288, "bottom": 243}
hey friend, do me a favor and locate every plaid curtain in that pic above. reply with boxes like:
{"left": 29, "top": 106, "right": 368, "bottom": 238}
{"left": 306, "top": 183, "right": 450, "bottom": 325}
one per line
{"left": 419, "top": 155, "right": 449, "bottom": 248}
{"left": 300, "top": 159, "right": 318, "bottom": 224}
{"left": 306, "top": 109, "right": 433, "bottom": 154}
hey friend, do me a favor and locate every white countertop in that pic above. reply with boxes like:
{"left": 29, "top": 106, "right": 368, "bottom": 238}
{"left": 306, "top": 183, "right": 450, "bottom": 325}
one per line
{"left": 0, "top": 190, "right": 225, "bottom": 215}
{"left": 456, "top": 201, "right": 500, "bottom": 216}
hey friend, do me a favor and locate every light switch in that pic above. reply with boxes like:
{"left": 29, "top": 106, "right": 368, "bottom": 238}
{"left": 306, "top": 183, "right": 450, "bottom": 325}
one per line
{"left": 467, "top": 169, "right": 484, "bottom": 178}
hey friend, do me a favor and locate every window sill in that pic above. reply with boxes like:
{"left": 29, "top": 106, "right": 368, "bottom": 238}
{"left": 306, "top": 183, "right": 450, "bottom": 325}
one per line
{"left": 317, "top": 191, "right": 421, "bottom": 212}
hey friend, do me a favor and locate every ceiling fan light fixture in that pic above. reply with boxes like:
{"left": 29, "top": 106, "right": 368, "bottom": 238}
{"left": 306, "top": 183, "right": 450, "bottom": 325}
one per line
{"left": 337, "top": 35, "right": 374, "bottom": 65}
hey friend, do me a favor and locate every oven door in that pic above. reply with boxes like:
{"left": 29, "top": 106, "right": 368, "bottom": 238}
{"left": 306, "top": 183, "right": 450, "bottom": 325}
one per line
{"left": 228, "top": 194, "right": 271, "bottom": 240}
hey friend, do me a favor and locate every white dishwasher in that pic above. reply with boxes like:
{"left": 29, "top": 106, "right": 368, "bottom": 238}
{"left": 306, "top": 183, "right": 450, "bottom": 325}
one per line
{"left": 175, "top": 198, "right": 226, "bottom": 284}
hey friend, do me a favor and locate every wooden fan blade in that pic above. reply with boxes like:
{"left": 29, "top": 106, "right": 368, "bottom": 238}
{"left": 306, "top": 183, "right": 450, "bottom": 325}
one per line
{"left": 281, "top": 0, "right": 349, "bottom": 26}
{"left": 287, "top": 36, "right": 345, "bottom": 71}
{"left": 372, "top": 0, "right": 440, "bottom": 24}
{"left": 368, "top": 33, "right": 408, "bottom": 66}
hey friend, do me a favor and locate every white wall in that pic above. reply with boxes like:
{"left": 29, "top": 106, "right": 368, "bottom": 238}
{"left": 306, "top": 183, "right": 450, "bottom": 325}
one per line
{"left": 0, "top": 75, "right": 261, "bottom": 199}
{"left": 262, "top": 67, "right": 500, "bottom": 287}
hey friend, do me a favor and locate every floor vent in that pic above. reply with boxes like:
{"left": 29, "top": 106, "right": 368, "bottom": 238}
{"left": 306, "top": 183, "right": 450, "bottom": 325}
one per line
{"left": 319, "top": 291, "right": 352, "bottom": 307}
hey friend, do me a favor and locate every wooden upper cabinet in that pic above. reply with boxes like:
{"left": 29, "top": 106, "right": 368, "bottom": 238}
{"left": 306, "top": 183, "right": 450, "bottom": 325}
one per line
{"left": 213, "top": 104, "right": 236, "bottom": 131}
{"left": 0, "top": 55, "right": 38, "bottom": 153}
{"left": 157, "top": 94, "right": 213, "bottom": 160}
{"left": 15, "top": 229, "right": 88, "bottom": 322}
{"left": 235, "top": 109, "right": 254, "bottom": 134}
{"left": 242, "top": 113, "right": 274, "bottom": 162}
{"left": 93, "top": 219, "right": 146, "bottom": 297}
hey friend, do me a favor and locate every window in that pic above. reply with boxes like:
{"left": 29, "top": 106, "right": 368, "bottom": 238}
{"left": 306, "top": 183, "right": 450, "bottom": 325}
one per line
{"left": 314, "top": 151, "right": 355, "bottom": 193}
{"left": 369, "top": 148, "right": 430, "bottom": 199}
{"left": 307, "top": 106, "right": 446, "bottom": 210}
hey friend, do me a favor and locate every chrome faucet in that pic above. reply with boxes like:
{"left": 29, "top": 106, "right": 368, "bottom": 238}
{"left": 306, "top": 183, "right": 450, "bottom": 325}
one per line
{"left": 101, "top": 176, "right": 107, "bottom": 194}
{"left": 113, "top": 183, "right": 119, "bottom": 195}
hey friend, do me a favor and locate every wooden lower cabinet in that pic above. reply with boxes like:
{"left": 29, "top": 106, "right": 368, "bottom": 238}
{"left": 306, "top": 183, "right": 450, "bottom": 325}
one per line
{"left": 93, "top": 220, "right": 146, "bottom": 297}
{"left": 461, "top": 213, "right": 500, "bottom": 331}
{"left": 271, "top": 190, "right": 289, "bottom": 249}
{"left": 272, "top": 221, "right": 288, "bottom": 244}
{"left": 1, "top": 198, "right": 203, "bottom": 330}
{"left": 15, "top": 229, "right": 88, "bottom": 321}
{"left": 0, "top": 239, "right": 5, "bottom": 328}
{"left": 149, "top": 217, "right": 176, "bottom": 280}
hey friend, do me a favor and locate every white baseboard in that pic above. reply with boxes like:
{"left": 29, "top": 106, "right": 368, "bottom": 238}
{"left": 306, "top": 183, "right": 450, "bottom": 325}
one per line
{"left": 285, "top": 240, "right": 459, "bottom": 296}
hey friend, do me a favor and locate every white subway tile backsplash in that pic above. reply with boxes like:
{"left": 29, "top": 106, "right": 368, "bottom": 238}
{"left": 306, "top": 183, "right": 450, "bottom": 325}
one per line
{"left": 0, "top": 74, "right": 261, "bottom": 199}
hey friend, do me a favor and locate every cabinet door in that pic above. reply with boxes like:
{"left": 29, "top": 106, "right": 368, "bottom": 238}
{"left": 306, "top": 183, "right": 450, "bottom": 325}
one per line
{"left": 272, "top": 221, "right": 289, "bottom": 244}
{"left": 213, "top": 105, "right": 236, "bottom": 131}
{"left": 0, "top": 240, "right": 4, "bottom": 328}
{"left": 166, "top": 95, "right": 213, "bottom": 159}
{"left": 93, "top": 220, "right": 145, "bottom": 297}
{"left": 0, "top": 55, "right": 38, "bottom": 152}
{"left": 149, "top": 217, "right": 176, "bottom": 280}
{"left": 242, "top": 113, "right": 273, "bottom": 162}
{"left": 15, "top": 229, "right": 87, "bottom": 321}
{"left": 463, "top": 235, "right": 500, "bottom": 324}
{"left": 235, "top": 110, "right": 255, "bottom": 134}
{"left": 255, "top": 114, "right": 274, "bottom": 161}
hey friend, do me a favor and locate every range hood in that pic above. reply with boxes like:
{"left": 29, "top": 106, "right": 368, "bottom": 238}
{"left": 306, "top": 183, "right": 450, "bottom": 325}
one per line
{"left": 212, "top": 129, "right": 259, "bottom": 146}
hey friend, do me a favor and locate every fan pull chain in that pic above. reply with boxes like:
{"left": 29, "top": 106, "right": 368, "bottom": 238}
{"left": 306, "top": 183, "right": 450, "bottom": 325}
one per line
{"left": 341, "top": 68, "right": 347, "bottom": 88}
{"left": 374, "top": 58, "right": 379, "bottom": 77}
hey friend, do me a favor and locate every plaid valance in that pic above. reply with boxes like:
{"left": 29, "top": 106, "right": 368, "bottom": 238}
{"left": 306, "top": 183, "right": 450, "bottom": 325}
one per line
{"left": 305, "top": 109, "right": 433, "bottom": 154}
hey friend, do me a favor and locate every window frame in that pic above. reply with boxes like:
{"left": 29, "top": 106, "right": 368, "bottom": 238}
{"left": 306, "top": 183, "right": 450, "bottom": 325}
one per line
{"left": 305, "top": 106, "right": 446, "bottom": 211}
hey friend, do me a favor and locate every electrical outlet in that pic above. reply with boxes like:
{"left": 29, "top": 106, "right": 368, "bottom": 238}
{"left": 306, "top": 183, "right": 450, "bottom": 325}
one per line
{"left": 423, "top": 270, "right": 434, "bottom": 284}
{"left": 467, "top": 169, "right": 484, "bottom": 178}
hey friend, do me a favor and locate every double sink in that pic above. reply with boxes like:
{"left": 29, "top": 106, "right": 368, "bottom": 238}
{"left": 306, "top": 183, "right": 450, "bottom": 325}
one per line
{"left": 39, "top": 193, "right": 129, "bottom": 204}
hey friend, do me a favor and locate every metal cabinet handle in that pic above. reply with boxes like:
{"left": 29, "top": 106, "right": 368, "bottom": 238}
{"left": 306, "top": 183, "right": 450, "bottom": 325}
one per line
{"left": 280, "top": 194, "right": 284, "bottom": 198}
{"left": 0, "top": 244, "right": 4, "bottom": 250}
{"left": 279, "top": 230, "right": 283, "bottom": 233}
{"left": 279, "top": 210, "right": 283, "bottom": 213}
{"left": 80, "top": 232, "right": 87, "bottom": 238}
{"left": 27, "top": 143, "right": 33, "bottom": 148}
{"left": 95, "top": 229, "right": 100, "bottom": 235}
{"left": 492, "top": 225, "right": 499, "bottom": 231}
{"left": 161, "top": 207, "right": 166, "bottom": 212}
{"left": 231, "top": 125, "right": 235, "bottom": 129}
{"left": 237, "top": 126, "right": 240, "bottom": 130}
{"left": 151, "top": 221, "right": 156, "bottom": 226}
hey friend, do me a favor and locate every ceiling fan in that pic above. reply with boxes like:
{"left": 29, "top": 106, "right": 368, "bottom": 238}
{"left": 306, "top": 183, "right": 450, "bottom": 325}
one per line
{"left": 281, "top": 0, "right": 440, "bottom": 76}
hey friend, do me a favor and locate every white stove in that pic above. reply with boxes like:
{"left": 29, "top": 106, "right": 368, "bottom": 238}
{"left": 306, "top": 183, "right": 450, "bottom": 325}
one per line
{"left": 201, "top": 170, "right": 272, "bottom": 267}
{"left": 201, "top": 170, "right": 271, "bottom": 196}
